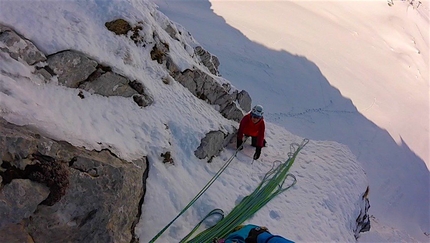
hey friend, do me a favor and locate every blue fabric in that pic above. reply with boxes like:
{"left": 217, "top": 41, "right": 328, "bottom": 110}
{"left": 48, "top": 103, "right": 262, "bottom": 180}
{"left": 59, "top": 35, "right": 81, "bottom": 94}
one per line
{"left": 257, "top": 231, "right": 295, "bottom": 243}
{"left": 224, "top": 224, "right": 258, "bottom": 243}
{"left": 224, "top": 225, "right": 294, "bottom": 243}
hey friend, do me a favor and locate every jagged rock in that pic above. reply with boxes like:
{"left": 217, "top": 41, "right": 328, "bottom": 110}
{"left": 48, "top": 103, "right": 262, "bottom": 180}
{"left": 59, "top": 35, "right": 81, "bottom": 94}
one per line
{"left": 130, "top": 25, "right": 145, "bottom": 45}
{"left": 133, "top": 94, "right": 154, "bottom": 107}
{"left": 166, "top": 55, "right": 181, "bottom": 74}
{"left": 354, "top": 187, "right": 371, "bottom": 238}
{"left": 175, "top": 69, "right": 198, "bottom": 94}
{"left": 173, "top": 68, "right": 244, "bottom": 121}
{"left": 194, "top": 131, "right": 224, "bottom": 161}
{"left": 0, "top": 223, "right": 32, "bottom": 243}
{"left": 0, "top": 25, "right": 46, "bottom": 65}
{"left": 150, "top": 43, "right": 169, "bottom": 64}
{"left": 27, "top": 152, "right": 70, "bottom": 206}
{"left": 34, "top": 66, "right": 55, "bottom": 81}
{"left": 1, "top": 26, "right": 153, "bottom": 107}
{"left": 194, "top": 46, "right": 219, "bottom": 76}
{"left": 222, "top": 83, "right": 232, "bottom": 93}
{"left": 175, "top": 69, "right": 223, "bottom": 104}
{"left": 0, "top": 118, "right": 148, "bottom": 243}
{"left": 79, "top": 72, "right": 138, "bottom": 97}
{"left": 160, "top": 151, "right": 174, "bottom": 164}
{"left": 129, "top": 80, "right": 145, "bottom": 94}
{"left": 150, "top": 32, "right": 170, "bottom": 64}
{"left": 237, "top": 90, "right": 252, "bottom": 112}
{"left": 169, "top": 65, "right": 247, "bottom": 121}
{"left": 164, "top": 23, "right": 179, "bottom": 41}
{"left": 47, "top": 50, "right": 98, "bottom": 88}
{"left": 2, "top": 18, "right": 252, "bottom": 124}
{"left": 128, "top": 80, "right": 154, "bottom": 107}
{"left": 202, "top": 80, "right": 234, "bottom": 109}
{"left": 105, "top": 19, "right": 132, "bottom": 35}
{"left": 220, "top": 103, "right": 244, "bottom": 122}
{"left": 194, "top": 130, "right": 236, "bottom": 162}
{"left": 0, "top": 25, "right": 51, "bottom": 82}
{"left": 0, "top": 179, "right": 49, "bottom": 227}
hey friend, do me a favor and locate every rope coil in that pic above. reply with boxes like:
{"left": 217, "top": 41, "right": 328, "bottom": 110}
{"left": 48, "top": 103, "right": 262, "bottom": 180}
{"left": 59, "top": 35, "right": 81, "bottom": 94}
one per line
{"left": 149, "top": 137, "right": 249, "bottom": 243}
{"left": 149, "top": 138, "right": 309, "bottom": 243}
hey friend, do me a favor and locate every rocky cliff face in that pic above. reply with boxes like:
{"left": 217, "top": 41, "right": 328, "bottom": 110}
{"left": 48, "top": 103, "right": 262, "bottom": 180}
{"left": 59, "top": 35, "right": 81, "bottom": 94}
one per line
{"left": 0, "top": 118, "right": 148, "bottom": 243}
{"left": 0, "top": 18, "right": 246, "bottom": 242}
{"left": 0, "top": 18, "right": 247, "bottom": 242}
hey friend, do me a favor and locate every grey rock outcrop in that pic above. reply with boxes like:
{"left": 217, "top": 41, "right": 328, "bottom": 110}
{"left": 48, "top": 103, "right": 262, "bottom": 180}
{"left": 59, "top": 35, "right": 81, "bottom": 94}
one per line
{"left": 145, "top": 23, "right": 252, "bottom": 121}
{"left": 101, "top": 18, "right": 253, "bottom": 120}
{"left": 0, "top": 118, "right": 148, "bottom": 243}
{"left": 47, "top": 50, "right": 98, "bottom": 88}
{"left": 0, "top": 24, "right": 53, "bottom": 81}
{"left": 172, "top": 68, "right": 245, "bottom": 122}
{"left": 194, "top": 46, "right": 220, "bottom": 76}
{"left": 79, "top": 71, "right": 137, "bottom": 97}
{"left": 220, "top": 102, "right": 247, "bottom": 122}
{"left": 194, "top": 130, "right": 237, "bottom": 162}
{"left": 0, "top": 25, "right": 154, "bottom": 108}
{"left": 0, "top": 179, "right": 50, "bottom": 228}
{"left": 237, "top": 90, "right": 252, "bottom": 113}
{"left": 0, "top": 26, "right": 46, "bottom": 65}
{"left": 194, "top": 131, "right": 225, "bottom": 162}
{"left": 46, "top": 50, "right": 154, "bottom": 107}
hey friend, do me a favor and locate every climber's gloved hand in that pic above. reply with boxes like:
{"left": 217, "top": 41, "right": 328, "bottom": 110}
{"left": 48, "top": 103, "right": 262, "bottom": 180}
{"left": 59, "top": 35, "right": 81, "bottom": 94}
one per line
{"left": 246, "top": 226, "right": 269, "bottom": 243}
{"left": 253, "top": 147, "right": 262, "bottom": 160}
{"left": 237, "top": 138, "right": 244, "bottom": 150}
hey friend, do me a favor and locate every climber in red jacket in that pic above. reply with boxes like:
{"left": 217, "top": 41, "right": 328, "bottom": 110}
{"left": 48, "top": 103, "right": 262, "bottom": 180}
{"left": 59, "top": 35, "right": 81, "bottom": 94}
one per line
{"left": 237, "top": 105, "right": 266, "bottom": 160}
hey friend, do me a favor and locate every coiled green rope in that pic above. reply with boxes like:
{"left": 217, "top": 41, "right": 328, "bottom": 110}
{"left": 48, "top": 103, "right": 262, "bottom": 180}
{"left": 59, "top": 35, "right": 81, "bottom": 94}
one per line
{"left": 148, "top": 137, "right": 249, "bottom": 243}
{"left": 149, "top": 138, "right": 308, "bottom": 243}
{"left": 183, "top": 139, "right": 309, "bottom": 242}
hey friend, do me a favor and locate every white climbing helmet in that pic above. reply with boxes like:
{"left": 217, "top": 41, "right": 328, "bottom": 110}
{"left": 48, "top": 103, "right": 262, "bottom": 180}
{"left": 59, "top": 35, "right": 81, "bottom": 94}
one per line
{"left": 251, "top": 105, "right": 264, "bottom": 118}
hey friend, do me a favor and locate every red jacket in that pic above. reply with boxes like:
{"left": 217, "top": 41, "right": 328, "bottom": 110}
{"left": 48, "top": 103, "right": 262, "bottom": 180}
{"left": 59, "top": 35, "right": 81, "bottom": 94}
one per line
{"left": 237, "top": 113, "right": 265, "bottom": 147}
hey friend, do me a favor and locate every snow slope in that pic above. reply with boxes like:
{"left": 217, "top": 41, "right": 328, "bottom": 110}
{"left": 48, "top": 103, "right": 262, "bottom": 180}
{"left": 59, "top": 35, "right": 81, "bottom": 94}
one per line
{"left": 0, "top": 0, "right": 428, "bottom": 242}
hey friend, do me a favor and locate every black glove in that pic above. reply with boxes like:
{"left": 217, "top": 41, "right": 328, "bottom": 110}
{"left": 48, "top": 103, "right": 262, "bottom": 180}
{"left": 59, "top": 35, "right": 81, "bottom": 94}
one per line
{"left": 237, "top": 138, "right": 243, "bottom": 150}
{"left": 245, "top": 226, "right": 269, "bottom": 243}
{"left": 253, "top": 147, "right": 262, "bottom": 160}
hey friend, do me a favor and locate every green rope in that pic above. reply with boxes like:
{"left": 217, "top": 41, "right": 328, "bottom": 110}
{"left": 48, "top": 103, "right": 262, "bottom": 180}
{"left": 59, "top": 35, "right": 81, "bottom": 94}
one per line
{"left": 184, "top": 139, "right": 309, "bottom": 242}
{"left": 180, "top": 208, "right": 225, "bottom": 242}
{"left": 148, "top": 137, "right": 248, "bottom": 243}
